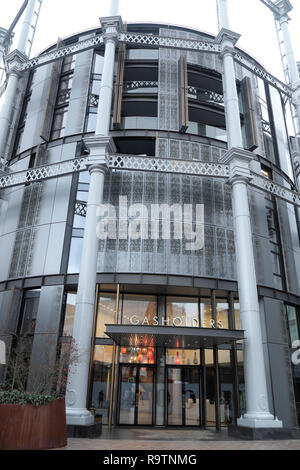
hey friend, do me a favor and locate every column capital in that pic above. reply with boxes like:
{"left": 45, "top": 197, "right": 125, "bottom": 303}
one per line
{"left": 215, "top": 28, "right": 240, "bottom": 47}
{"left": 221, "top": 147, "right": 254, "bottom": 183}
{"left": 273, "top": 0, "right": 293, "bottom": 21}
{"left": 6, "top": 49, "right": 27, "bottom": 76}
{"left": 100, "top": 15, "right": 123, "bottom": 44}
{"left": 83, "top": 135, "right": 116, "bottom": 173}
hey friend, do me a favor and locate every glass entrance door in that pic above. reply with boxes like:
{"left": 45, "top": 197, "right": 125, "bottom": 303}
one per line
{"left": 167, "top": 367, "right": 201, "bottom": 426}
{"left": 118, "top": 365, "right": 154, "bottom": 425}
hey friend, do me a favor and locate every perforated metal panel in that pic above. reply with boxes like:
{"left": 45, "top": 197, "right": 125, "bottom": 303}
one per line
{"left": 158, "top": 28, "right": 223, "bottom": 133}
{"left": 98, "top": 169, "right": 236, "bottom": 280}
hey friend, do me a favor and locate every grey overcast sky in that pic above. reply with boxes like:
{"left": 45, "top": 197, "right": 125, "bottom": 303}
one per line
{"left": 1, "top": 0, "right": 299, "bottom": 81}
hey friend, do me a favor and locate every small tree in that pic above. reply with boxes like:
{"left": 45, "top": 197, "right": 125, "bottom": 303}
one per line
{"left": 1, "top": 335, "right": 80, "bottom": 396}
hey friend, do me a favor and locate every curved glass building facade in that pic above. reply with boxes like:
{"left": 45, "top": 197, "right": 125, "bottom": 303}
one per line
{"left": 0, "top": 19, "right": 299, "bottom": 431}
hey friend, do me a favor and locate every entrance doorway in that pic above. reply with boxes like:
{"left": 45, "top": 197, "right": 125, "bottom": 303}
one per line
{"left": 118, "top": 365, "right": 155, "bottom": 425}
{"left": 167, "top": 367, "right": 202, "bottom": 426}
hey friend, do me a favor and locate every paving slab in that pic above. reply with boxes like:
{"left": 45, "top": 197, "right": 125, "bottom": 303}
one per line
{"left": 56, "top": 428, "right": 300, "bottom": 450}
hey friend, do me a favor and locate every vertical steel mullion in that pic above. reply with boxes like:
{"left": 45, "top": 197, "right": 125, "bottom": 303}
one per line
{"left": 116, "top": 365, "right": 123, "bottom": 425}
{"left": 108, "top": 284, "right": 120, "bottom": 431}
{"left": 231, "top": 344, "right": 240, "bottom": 424}
{"left": 201, "top": 348, "right": 207, "bottom": 428}
{"left": 214, "top": 345, "right": 221, "bottom": 432}
{"left": 182, "top": 367, "right": 185, "bottom": 426}
{"left": 229, "top": 291, "right": 234, "bottom": 330}
{"left": 165, "top": 363, "right": 168, "bottom": 426}
{"left": 135, "top": 366, "right": 139, "bottom": 426}
{"left": 211, "top": 290, "right": 216, "bottom": 324}
{"left": 152, "top": 365, "right": 156, "bottom": 426}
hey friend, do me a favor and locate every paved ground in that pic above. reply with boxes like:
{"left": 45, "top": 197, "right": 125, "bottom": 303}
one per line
{"left": 59, "top": 428, "right": 300, "bottom": 450}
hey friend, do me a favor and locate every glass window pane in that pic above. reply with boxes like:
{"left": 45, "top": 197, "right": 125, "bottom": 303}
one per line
{"left": 237, "top": 350, "right": 246, "bottom": 416}
{"left": 138, "top": 367, "right": 154, "bottom": 425}
{"left": 167, "top": 367, "right": 182, "bottom": 425}
{"left": 120, "top": 347, "right": 155, "bottom": 365}
{"left": 96, "top": 293, "right": 117, "bottom": 338}
{"left": 79, "top": 171, "right": 90, "bottom": 184}
{"left": 121, "top": 295, "right": 157, "bottom": 326}
{"left": 205, "top": 349, "right": 216, "bottom": 426}
{"left": 91, "top": 78, "right": 102, "bottom": 95}
{"left": 119, "top": 365, "right": 136, "bottom": 425}
{"left": 62, "top": 55, "right": 76, "bottom": 73}
{"left": 67, "top": 237, "right": 83, "bottom": 273}
{"left": 89, "top": 345, "right": 113, "bottom": 425}
{"left": 85, "top": 113, "right": 98, "bottom": 133}
{"left": 166, "top": 297, "right": 199, "bottom": 327}
{"left": 216, "top": 298, "right": 229, "bottom": 329}
{"left": 62, "top": 292, "right": 77, "bottom": 337}
{"left": 93, "top": 53, "right": 105, "bottom": 74}
{"left": 166, "top": 349, "right": 200, "bottom": 366}
{"left": 287, "top": 305, "right": 299, "bottom": 344}
{"left": 200, "top": 298, "right": 212, "bottom": 328}
{"left": 218, "top": 350, "right": 233, "bottom": 426}
{"left": 21, "top": 290, "right": 40, "bottom": 335}
{"left": 73, "top": 214, "right": 85, "bottom": 229}
{"left": 234, "top": 302, "right": 241, "bottom": 330}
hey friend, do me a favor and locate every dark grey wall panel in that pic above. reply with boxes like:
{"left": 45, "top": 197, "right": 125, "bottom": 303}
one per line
{"left": 262, "top": 297, "right": 298, "bottom": 427}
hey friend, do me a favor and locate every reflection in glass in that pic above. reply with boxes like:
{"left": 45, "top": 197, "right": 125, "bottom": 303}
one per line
{"left": 121, "top": 295, "right": 157, "bottom": 325}
{"left": 216, "top": 299, "right": 229, "bottom": 329}
{"left": 120, "top": 347, "right": 155, "bottom": 365}
{"left": 89, "top": 345, "right": 113, "bottom": 425}
{"left": 200, "top": 298, "right": 212, "bottom": 328}
{"left": 287, "top": 305, "right": 299, "bottom": 345}
{"left": 218, "top": 350, "right": 234, "bottom": 426}
{"left": 119, "top": 366, "right": 137, "bottom": 425}
{"left": 138, "top": 367, "right": 154, "bottom": 425}
{"left": 62, "top": 292, "right": 77, "bottom": 337}
{"left": 119, "top": 365, "right": 154, "bottom": 425}
{"left": 234, "top": 302, "right": 241, "bottom": 330}
{"left": 167, "top": 368, "right": 183, "bottom": 426}
{"left": 166, "top": 349, "right": 200, "bottom": 366}
{"left": 184, "top": 368, "right": 201, "bottom": 426}
{"left": 205, "top": 349, "right": 216, "bottom": 427}
{"left": 96, "top": 293, "right": 117, "bottom": 338}
{"left": 67, "top": 237, "right": 83, "bottom": 273}
{"left": 166, "top": 297, "right": 199, "bottom": 327}
{"left": 20, "top": 290, "right": 40, "bottom": 335}
{"left": 237, "top": 350, "right": 246, "bottom": 417}
{"left": 187, "top": 122, "right": 227, "bottom": 142}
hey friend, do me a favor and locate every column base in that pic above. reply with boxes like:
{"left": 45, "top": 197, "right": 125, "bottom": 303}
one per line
{"left": 237, "top": 415, "right": 283, "bottom": 429}
{"left": 66, "top": 407, "right": 95, "bottom": 426}
{"left": 67, "top": 422, "right": 102, "bottom": 439}
{"left": 228, "top": 424, "right": 300, "bottom": 441}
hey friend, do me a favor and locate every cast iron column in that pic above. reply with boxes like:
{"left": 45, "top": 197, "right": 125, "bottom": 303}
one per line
{"left": 0, "top": 0, "right": 42, "bottom": 164}
{"left": 216, "top": 0, "right": 282, "bottom": 429}
{"left": 276, "top": 9, "right": 300, "bottom": 191}
{"left": 65, "top": 15, "right": 122, "bottom": 426}
{"left": 0, "top": 50, "right": 26, "bottom": 164}
{"left": 110, "top": 0, "right": 120, "bottom": 16}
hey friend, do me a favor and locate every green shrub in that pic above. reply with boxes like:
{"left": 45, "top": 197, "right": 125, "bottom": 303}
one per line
{"left": 0, "top": 390, "right": 63, "bottom": 407}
